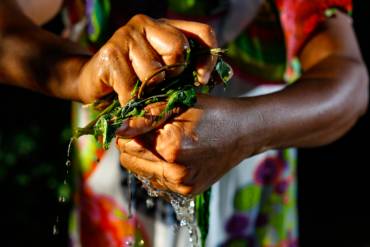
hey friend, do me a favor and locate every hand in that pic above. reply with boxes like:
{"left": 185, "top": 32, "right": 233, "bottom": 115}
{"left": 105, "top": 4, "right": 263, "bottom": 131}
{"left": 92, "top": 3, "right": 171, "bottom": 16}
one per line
{"left": 116, "top": 95, "right": 255, "bottom": 195}
{"left": 77, "top": 14, "right": 217, "bottom": 105}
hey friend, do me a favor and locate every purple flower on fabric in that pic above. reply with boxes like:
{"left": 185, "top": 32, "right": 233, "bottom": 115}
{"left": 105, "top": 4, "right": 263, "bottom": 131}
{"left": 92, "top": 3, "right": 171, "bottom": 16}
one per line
{"left": 274, "top": 179, "right": 289, "bottom": 195}
{"left": 225, "top": 214, "right": 250, "bottom": 236}
{"left": 289, "top": 240, "right": 299, "bottom": 247}
{"left": 254, "top": 157, "right": 284, "bottom": 185}
{"left": 287, "top": 231, "right": 299, "bottom": 247}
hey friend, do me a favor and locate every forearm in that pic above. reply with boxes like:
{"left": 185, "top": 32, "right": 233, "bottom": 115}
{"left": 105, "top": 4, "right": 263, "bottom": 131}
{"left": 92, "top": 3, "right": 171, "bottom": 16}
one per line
{"left": 233, "top": 56, "right": 368, "bottom": 156}
{"left": 232, "top": 13, "right": 368, "bottom": 157}
{"left": 0, "top": 0, "right": 90, "bottom": 101}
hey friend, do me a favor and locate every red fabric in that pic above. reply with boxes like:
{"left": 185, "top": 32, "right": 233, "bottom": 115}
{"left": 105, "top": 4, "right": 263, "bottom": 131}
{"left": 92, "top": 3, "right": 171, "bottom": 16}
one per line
{"left": 275, "top": 0, "right": 352, "bottom": 61}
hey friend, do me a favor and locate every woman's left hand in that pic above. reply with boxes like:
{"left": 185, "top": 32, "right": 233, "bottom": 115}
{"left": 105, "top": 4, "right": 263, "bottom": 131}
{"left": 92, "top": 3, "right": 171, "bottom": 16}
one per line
{"left": 116, "top": 95, "right": 256, "bottom": 195}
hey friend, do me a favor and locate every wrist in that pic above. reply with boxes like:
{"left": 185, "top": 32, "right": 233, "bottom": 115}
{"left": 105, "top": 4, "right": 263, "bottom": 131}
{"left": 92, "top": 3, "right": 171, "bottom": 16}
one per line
{"left": 51, "top": 54, "right": 90, "bottom": 102}
{"left": 229, "top": 97, "right": 273, "bottom": 160}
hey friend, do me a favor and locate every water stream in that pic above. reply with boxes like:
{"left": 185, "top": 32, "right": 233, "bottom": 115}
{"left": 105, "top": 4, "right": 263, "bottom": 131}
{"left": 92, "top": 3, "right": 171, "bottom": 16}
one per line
{"left": 53, "top": 138, "right": 74, "bottom": 236}
{"left": 58, "top": 138, "right": 199, "bottom": 246}
{"left": 137, "top": 175, "right": 199, "bottom": 247}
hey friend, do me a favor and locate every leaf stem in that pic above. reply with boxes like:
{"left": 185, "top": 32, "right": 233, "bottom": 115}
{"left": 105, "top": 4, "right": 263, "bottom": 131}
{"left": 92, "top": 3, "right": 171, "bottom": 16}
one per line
{"left": 138, "top": 63, "right": 187, "bottom": 99}
{"left": 73, "top": 100, "right": 120, "bottom": 138}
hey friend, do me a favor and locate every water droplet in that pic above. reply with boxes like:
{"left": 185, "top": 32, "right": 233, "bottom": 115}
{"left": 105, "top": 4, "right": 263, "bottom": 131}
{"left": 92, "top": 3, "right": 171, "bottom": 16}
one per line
{"left": 53, "top": 224, "right": 58, "bottom": 235}
{"left": 134, "top": 174, "right": 199, "bottom": 246}
{"left": 146, "top": 198, "right": 154, "bottom": 208}
{"left": 53, "top": 216, "right": 59, "bottom": 235}
{"left": 53, "top": 138, "right": 74, "bottom": 236}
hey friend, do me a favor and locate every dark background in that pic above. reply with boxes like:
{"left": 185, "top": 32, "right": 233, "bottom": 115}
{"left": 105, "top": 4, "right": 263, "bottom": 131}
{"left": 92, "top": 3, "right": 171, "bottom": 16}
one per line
{"left": 0, "top": 1, "right": 369, "bottom": 246}
{"left": 298, "top": 1, "right": 370, "bottom": 246}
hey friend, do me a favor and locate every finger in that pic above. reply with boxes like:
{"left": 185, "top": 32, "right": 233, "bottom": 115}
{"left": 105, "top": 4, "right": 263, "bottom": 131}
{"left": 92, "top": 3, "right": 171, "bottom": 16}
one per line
{"left": 113, "top": 63, "right": 137, "bottom": 105}
{"left": 96, "top": 42, "right": 137, "bottom": 105}
{"left": 120, "top": 151, "right": 194, "bottom": 195}
{"left": 119, "top": 139, "right": 192, "bottom": 188}
{"left": 116, "top": 102, "right": 182, "bottom": 138}
{"left": 120, "top": 151, "right": 164, "bottom": 179}
{"left": 144, "top": 19, "right": 189, "bottom": 76}
{"left": 128, "top": 37, "right": 165, "bottom": 86}
{"left": 117, "top": 138, "right": 161, "bottom": 162}
{"left": 160, "top": 19, "right": 218, "bottom": 84}
{"left": 117, "top": 139, "right": 167, "bottom": 191}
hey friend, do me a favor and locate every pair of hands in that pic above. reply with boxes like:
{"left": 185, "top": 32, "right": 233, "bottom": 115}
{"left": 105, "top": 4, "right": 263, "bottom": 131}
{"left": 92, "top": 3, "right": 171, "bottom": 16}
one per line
{"left": 78, "top": 14, "right": 243, "bottom": 196}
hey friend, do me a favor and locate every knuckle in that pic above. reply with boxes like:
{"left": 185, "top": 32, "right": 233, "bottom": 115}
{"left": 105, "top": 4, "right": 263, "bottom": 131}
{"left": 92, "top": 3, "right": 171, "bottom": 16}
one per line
{"left": 200, "top": 24, "right": 217, "bottom": 46}
{"left": 130, "top": 14, "right": 151, "bottom": 24}
{"left": 167, "top": 35, "right": 188, "bottom": 57}
{"left": 99, "top": 43, "right": 120, "bottom": 60}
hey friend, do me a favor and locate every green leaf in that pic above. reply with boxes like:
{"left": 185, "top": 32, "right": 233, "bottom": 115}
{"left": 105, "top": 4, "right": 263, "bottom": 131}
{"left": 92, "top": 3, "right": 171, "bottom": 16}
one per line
{"left": 125, "top": 107, "right": 141, "bottom": 118}
{"left": 94, "top": 116, "right": 116, "bottom": 149}
{"left": 215, "top": 58, "right": 234, "bottom": 86}
{"left": 73, "top": 43, "right": 233, "bottom": 152}
{"left": 196, "top": 189, "right": 211, "bottom": 247}
{"left": 94, "top": 117, "right": 108, "bottom": 143}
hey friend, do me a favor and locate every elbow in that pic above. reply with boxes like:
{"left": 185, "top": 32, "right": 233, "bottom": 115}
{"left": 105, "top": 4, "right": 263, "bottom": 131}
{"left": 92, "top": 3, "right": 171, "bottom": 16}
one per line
{"left": 355, "top": 62, "right": 369, "bottom": 117}
{"left": 324, "top": 60, "right": 368, "bottom": 143}
{"left": 335, "top": 59, "right": 368, "bottom": 121}
{"left": 311, "top": 59, "right": 369, "bottom": 146}
{"left": 343, "top": 59, "right": 369, "bottom": 120}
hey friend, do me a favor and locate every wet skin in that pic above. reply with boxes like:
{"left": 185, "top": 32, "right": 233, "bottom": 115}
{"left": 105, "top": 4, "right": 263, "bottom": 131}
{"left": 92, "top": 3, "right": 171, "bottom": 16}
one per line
{"left": 1, "top": 1, "right": 368, "bottom": 196}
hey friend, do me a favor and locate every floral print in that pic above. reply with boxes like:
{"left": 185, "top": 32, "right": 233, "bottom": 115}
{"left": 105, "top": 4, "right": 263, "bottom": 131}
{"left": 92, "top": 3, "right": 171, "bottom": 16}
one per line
{"left": 65, "top": 1, "right": 352, "bottom": 246}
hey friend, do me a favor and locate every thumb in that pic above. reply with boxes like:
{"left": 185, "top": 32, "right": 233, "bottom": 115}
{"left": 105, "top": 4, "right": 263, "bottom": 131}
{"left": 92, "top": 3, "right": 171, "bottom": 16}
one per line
{"left": 115, "top": 101, "right": 181, "bottom": 138}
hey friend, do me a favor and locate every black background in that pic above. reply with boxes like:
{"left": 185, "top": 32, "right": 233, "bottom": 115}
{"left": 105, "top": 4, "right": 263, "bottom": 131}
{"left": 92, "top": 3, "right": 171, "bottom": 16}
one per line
{"left": 298, "top": 1, "right": 370, "bottom": 246}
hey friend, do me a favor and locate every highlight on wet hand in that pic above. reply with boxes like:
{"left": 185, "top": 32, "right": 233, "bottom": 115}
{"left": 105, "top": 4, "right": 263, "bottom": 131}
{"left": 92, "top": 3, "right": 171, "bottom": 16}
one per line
{"left": 77, "top": 14, "right": 217, "bottom": 105}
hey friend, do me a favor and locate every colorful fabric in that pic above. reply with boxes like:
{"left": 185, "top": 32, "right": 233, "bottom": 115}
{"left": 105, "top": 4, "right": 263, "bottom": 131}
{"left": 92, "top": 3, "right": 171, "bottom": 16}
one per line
{"left": 64, "top": 1, "right": 352, "bottom": 246}
{"left": 85, "top": 0, "right": 110, "bottom": 43}
{"left": 275, "top": 0, "right": 352, "bottom": 81}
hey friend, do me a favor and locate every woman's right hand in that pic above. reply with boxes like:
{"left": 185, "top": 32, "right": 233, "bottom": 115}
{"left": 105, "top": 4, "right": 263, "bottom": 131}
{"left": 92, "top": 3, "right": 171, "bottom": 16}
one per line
{"left": 77, "top": 14, "right": 217, "bottom": 105}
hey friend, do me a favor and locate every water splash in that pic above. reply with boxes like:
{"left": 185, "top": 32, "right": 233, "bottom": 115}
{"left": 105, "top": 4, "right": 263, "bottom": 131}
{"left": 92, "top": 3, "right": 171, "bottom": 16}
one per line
{"left": 145, "top": 198, "right": 154, "bottom": 208}
{"left": 136, "top": 175, "right": 199, "bottom": 247}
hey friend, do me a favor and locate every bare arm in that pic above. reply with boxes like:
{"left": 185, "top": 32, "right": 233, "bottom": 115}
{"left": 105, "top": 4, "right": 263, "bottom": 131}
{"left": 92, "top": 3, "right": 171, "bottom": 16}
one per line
{"left": 117, "top": 12, "right": 369, "bottom": 195}
{"left": 0, "top": 0, "right": 89, "bottom": 101}
{"left": 237, "top": 12, "right": 368, "bottom": 152}
{"left": 0, "top": 1, "right": 216, "bottom": 104}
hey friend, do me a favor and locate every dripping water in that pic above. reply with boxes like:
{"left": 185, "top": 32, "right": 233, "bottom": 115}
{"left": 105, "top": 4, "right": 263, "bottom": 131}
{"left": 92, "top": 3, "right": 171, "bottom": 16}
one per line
{"left": 53, "top": 138, "right": 74, "bottom": 236}
{"left": 127, "top": 171, "right": 133, "bottom": 218}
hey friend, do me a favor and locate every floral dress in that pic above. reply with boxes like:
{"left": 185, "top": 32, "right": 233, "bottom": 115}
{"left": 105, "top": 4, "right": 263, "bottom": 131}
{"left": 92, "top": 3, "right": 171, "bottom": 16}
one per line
{"left": 63, "top": 0, "right": 352, "bottom": 246}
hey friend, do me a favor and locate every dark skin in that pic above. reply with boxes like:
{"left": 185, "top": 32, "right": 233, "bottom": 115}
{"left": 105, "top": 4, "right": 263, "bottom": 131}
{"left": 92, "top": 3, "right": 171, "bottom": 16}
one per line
{"left": 0, "top": 0, "right": 216, "bottom": 105}
{"left": 116, "top": 12, "right": 369, "bottom": 196}
{"left": 0, "top": 1, "right": 368, "bottom": 196}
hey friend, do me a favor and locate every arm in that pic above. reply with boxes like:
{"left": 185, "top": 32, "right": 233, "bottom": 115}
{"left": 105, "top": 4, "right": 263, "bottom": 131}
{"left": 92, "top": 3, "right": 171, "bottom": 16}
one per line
{"left": 236, "top": 12, "right": 368, "bottom": 152}
{"left": 117, "top": 12, "right": 368, "bottom": 195}
{"left": 0, "top": 0, "right": 216, "bottom": 104}
{"left": 0, "top": 0, "right": 89, "bottom": 101}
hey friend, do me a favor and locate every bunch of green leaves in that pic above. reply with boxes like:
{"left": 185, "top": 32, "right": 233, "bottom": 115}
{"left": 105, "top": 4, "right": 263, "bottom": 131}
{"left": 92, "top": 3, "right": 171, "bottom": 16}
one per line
{"left": 73, "top": 40, "right": 233, "bottom": 149}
